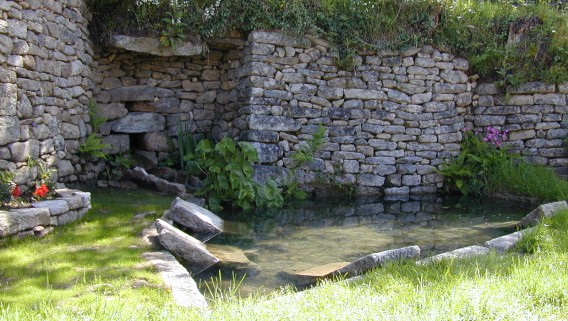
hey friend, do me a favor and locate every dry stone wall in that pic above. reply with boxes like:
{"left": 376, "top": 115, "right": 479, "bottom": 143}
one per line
{"left": 236, "top": 31, "right": 474, "bottom": 195}
{"left": 0, "top": 0, "right": 94, "bottom": 187}
{"left": 0, "top": 3, "right": 566, "bottom": 195}
{"left": 92, "top": 45, "right": 244, "bottom": 171}
{"left": 472, "top": 82, "right": 568, "bottom": 177}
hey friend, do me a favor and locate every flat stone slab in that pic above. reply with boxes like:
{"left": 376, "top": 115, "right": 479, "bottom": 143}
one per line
{"left": 163, "top": 197, "right": 223, "bottom": 242}
{"left": 155, "top": 219, "right": 219, "bottom": 275}
{"left": 32, "top": 200, "right": 69, "bottom": 216}
{"left": 485, "top": 228, "right": 535, "bottom": 253}
{"left": 279, "top": 262, "right": 350, "bottom": 286}
{"left": 418, "top": 245, "right": 490, "bottom": 264}
{"left": 110, "top": 35, "right": 203, "bottom": 57}
{"left": 142, "top": 251, "right": 207, "bottom": 309}
{"left": 0, "top": 208, "right": 50, "bottom": 237}
{"left": 207, "top": 244, "right": 260, "bottom": 274}
{"left": 337, "top": 245, "right": 421, "bottom": 276}
{"left": 517, "top": 201, "right": 568, "bottom": 228}
{"left": 279, "top": 245, "right": 420, "bottom": 286}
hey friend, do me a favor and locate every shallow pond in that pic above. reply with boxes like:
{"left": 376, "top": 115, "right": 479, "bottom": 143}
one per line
{"left": 195, "top": 195, "right": 530, "bottom": 296}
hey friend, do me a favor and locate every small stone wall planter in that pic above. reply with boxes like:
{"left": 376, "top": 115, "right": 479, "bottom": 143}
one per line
{"left": 0, "top": 188, "right": 92, "bottom": 239}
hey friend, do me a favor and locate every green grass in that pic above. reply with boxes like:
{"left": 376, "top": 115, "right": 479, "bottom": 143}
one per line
{"left": 0, "top": 187, "right": 174, "bottom": 311}
{"left": 488, "top": 160, "right": 568, "bottom": 201}
{"left": 2, "top": 190, "right": 568, "bottom": 320}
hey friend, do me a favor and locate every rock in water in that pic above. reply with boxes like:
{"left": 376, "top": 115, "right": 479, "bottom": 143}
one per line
{"left": 207, "top": 244, "right": 261, "bottom": 275}
{"left": 163, "top": 197, "right": 224, "bottom": 242}
{"left": 155, "top": 219, "right": 219, "bottom": 275}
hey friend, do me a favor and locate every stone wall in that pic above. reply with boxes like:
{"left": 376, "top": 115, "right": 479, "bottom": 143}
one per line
{"left": 472, "top": 82, "right": 568, "bottom": 177}
{"left": 0, "top": 0, "right": 94, "bottom": 187}
{"left": 0, "top": 2, "right": 566, "bottom": 196}
{"left": 92, "top": 41, "right": 244, "bottom": 171}
{"left": 0, "top": 187, "right": 91, "bottom": 238}
{"left": 236, "top": 31, "right": 474, "bottom": 195}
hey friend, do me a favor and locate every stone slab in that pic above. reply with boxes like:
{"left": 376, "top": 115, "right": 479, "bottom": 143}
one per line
{"left": 110, "top": 35, "right": 203, "bottom": 57}
{"left": 517, "top": 201, "right": 568, "bottom": 228}
{"left": 485, "top": 228, "right": 535, "bottom": 253}
{"left": 0, "top": 208, "right": 50, "bottom": 237}
{"left": 31, "top": 200, "right": 69, "bottom": 216}
{"left": 279, "top": 262, "right": 350, "bottom": 286}
{"left": 418, "top": 245, "right": 489, "bottom": 264}
{"left": 142, "top": 251, "right": 207, "bottom": 309}
{"left": 337, "top": 245, "right": 421, "bottom": 275}
{"left": 163, "top": 197, "right": 223, "bottom": 242}
{"left": 207, "top": 244, "right": 260, "bottom": 274}
{"left": 155, "top": 219, "right": 219, "bottom": 275}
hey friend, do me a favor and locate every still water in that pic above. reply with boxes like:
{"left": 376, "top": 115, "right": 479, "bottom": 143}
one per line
{"left": 194, "top": 195, "right": 530, "bottom": 296}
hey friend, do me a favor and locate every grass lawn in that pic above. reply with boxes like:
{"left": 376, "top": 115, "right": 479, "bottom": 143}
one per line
{"left": 1, "top": 187, "right": 567, "bottom": 320}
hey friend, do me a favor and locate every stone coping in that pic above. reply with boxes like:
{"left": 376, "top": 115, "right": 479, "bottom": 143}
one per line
{"left": 0, "top": 188, "right": 92, "bottom": 239}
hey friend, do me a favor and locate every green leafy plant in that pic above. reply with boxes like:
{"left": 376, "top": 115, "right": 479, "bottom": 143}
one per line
{"left": 291, "top": 125, "right": 327, "bottom": 166}
{"left": 79, "top": 133, "right": 110, "bottom": 160}
{"left": 183, "top": 137, "right": 283, "bottom": 211}
{"left": 160, "top": 10, "right": 188, "bottom": 48}
{"left": 0, "top": 170, "right": 13, "bottom": 205}
{"left": 88, "top": 99, "right": 106, "bottom": 132}
{"left": 176, "top": 123, "right": 200, "bottom": 173}
{"left": 103, "top": 153, "right": 133, "bottom": 181}
{"left": 441, "top": 127, "right": 568, "bottom": 200}
{"left": 283, "top": 125, "right": 328, "bottom": 200}
{"left": 439, "top": 128, "right": 514, "bottom": 196}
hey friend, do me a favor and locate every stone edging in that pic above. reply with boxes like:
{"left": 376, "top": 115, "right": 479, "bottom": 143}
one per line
{"left": 0, "top": 188, "right": 92, "bottom": 239}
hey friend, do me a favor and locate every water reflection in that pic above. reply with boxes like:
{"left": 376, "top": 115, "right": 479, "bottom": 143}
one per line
{"left": 196, "top": 195, "right": 529, "bottom": 296}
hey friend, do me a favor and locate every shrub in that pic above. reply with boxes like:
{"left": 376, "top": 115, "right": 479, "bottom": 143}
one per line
{"left": 182, "top": 137, "right": 283, "bottom": 211}
{"left": 86, "top": 0, "right": 568, "bottom": 85}
{"left": 441, "top": 127, "right": 568, "bottom": 201}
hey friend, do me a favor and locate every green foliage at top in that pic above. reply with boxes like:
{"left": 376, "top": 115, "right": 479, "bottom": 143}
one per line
{"left": 87, "top": 0, "right": 568, "bottom": 85}
{"left": 183, "top": 137, "right": 283, "bottom": 211}
{"left": 440, "top": 130, "right": 568, "bottom": 201}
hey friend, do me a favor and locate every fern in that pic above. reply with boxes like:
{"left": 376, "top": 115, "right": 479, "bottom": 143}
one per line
{"left": 79, "top": 133, "right": 110, "bottom": 160}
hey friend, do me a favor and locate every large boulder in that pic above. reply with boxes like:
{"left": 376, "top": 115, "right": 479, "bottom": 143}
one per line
{"left": 155, "top": 219, "right": 219, "bottom": 275}
{"left": 163, "top": 197, "right": 224, "bottom": 242}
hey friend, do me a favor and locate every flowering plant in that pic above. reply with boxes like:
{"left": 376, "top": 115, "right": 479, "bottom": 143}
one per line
{"left": 480, "top": 126, "right": 508, "bottom": 148}
{"left": 441, "top": 126, "right": 514, "bottom": 196}
{"left": 33, "top": 184, "right": 50, "bottom": 201}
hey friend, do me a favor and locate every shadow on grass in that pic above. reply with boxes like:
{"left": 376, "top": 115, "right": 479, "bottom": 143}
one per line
{"left": 0, "top": 187, "right": 172, "bottom": 307}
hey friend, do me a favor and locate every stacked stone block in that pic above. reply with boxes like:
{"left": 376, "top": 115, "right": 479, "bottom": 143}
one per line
{"left": 92, "top": 46, "right": 244, "bottom": 171}
{"left": 0, "top": 0, "right": 94, "bottom": 185}
{"left": 472, "top": 82, "right": 568, "bottom": 176}
{"left": 0, "top": 188, "right": 91, "bottom": 238}
{"left": 236, "top": 31, "right": 474, "bottom": 195}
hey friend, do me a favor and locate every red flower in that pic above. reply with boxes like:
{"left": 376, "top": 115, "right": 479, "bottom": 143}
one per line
{"left": 33, "top": 184, "right": 49, "bottom": 199}
{"left": 11, "top": 186, "right": 21, "bottom": 199}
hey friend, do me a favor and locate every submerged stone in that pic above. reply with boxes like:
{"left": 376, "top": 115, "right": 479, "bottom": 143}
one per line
{"left": 207, "top": 244, "right": 260, "bottom": 275}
